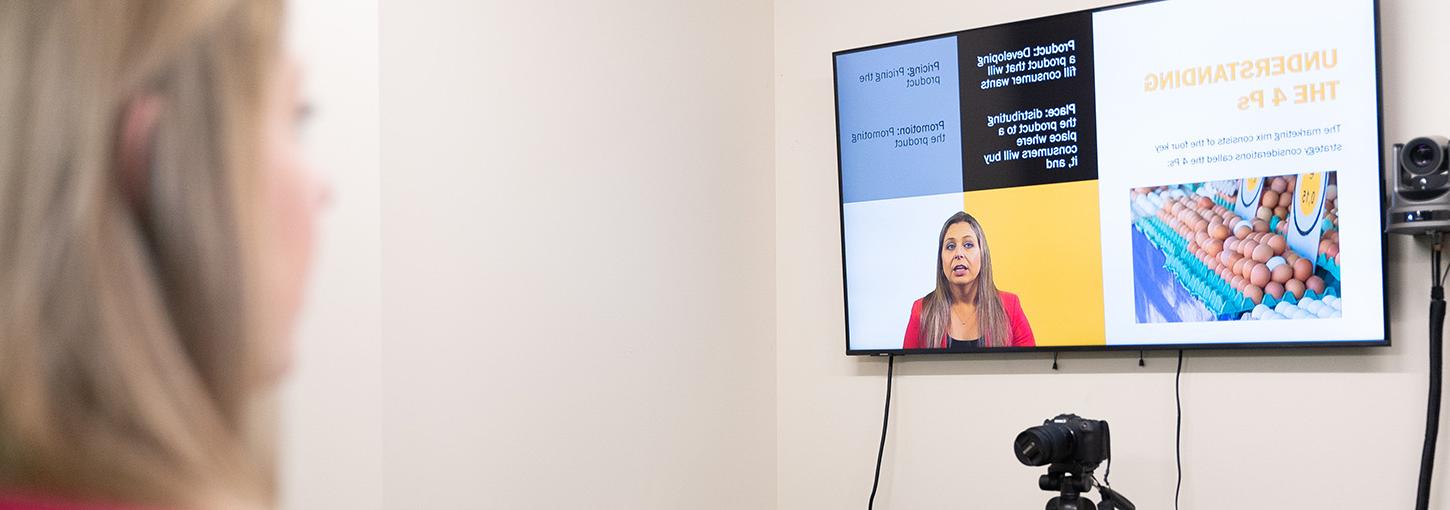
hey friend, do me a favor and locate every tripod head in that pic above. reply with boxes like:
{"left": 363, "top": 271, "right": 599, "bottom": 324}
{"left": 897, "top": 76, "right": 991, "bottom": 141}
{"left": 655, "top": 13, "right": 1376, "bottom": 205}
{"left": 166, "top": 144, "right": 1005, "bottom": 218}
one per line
{"left": 1036, "top": 463, "right": 1135, "bottom": 510}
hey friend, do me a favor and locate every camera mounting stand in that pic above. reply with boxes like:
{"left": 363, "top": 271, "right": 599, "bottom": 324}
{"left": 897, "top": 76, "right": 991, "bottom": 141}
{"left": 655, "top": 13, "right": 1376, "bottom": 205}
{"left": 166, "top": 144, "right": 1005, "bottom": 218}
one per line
{"left": 1038, "top": 463, "right": 1136, "bottom": 510}
{"left": 1040, "top": 463, "right": 1096, "bottom": 510}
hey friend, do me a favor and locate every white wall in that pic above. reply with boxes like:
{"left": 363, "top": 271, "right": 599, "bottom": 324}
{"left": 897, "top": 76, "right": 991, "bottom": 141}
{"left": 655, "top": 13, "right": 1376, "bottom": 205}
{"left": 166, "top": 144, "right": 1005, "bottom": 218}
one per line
{"left": 279, "top": 1, "right": 383, "bottom": 509}
{"left": 378, "top": 1, "right": 776, "bottom": 508}
{"left": 775, "top": 0, "right": 1450, "bottom": 508}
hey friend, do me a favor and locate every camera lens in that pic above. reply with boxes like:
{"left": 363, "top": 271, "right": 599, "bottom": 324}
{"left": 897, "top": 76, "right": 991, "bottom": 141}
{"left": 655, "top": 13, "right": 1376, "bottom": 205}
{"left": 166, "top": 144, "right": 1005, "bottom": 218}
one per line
{"left": 1401, "top": 137, "right": 1446, "bottom": 176}
{"left": 1413, "top": 144, "right": 1438, "bottom": 168}
{"left": 1014, "top": 423, "right": 1074, "bottom": 466}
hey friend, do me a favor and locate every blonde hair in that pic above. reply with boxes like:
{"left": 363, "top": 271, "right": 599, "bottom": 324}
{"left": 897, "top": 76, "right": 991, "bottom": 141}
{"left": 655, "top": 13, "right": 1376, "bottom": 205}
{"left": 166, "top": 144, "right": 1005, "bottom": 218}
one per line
{"left": 918, "top": 212, "right": 1012, "bottom": 348}
{"left": 0, "top": 1, "right": 284, "bottom": 507}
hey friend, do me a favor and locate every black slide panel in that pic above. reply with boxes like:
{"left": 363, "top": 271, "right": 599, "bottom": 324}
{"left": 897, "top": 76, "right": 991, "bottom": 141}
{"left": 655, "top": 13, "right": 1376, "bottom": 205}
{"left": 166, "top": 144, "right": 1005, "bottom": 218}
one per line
{"left": 957, "top": 12, "right": 1098, "bottom": 191}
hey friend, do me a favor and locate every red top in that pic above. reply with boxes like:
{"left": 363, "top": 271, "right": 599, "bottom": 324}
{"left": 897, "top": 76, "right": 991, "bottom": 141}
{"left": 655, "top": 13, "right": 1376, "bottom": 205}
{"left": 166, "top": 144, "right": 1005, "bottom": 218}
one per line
{"left": 0, "top": 493, "right": 160, "bottom": 510}
{"left": 902, "top": 291, "right": 1035, "bottom": 348}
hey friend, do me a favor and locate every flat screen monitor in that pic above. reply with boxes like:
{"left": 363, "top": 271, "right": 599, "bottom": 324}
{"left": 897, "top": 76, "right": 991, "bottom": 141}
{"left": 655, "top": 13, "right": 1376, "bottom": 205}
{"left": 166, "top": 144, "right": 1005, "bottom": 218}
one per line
{"left": 834, "top": 0, "right": 1387, "bottom": 355}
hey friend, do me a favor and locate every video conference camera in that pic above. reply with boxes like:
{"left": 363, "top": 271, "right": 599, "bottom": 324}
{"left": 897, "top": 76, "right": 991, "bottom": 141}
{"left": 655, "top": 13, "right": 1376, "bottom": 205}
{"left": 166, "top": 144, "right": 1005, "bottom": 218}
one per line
{"left": 1387, "top": 136, "right": 1450, "bottom": 234}
{"left": 1015, "top": 414, "right": 1134, "bottom": 510}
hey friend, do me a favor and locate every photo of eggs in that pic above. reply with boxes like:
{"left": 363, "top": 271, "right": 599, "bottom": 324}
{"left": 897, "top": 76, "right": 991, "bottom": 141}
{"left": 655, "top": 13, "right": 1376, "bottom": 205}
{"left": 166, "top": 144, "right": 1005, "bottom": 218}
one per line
{"left": 1128, "top": 173, "right": 1342, "bottom": 323}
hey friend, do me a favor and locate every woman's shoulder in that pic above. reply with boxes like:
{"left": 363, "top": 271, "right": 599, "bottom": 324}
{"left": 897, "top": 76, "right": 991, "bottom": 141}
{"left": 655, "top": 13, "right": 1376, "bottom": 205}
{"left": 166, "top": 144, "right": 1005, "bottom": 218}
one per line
{"left": 0, "top": 493, "right": 161, "bottom": 510}
{"left": 997, "top": 290, "right": 1022, "bottom": 307}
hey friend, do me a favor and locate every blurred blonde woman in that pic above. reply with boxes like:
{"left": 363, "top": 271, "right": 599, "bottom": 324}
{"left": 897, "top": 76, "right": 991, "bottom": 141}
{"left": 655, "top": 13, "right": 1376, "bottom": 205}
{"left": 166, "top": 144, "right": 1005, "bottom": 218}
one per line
{"left": 0, "top": 1, "right": 326, "bottom": 509}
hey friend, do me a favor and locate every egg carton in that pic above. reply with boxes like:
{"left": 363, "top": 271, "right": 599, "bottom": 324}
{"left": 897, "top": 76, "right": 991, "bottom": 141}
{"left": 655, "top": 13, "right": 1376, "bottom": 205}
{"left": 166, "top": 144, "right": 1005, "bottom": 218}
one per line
{"left": 1222, "top": 285, "right": 1340, "bottom": 321}
{"left": 1316, "top": 253, "right": 1342, "bottom": 282}
{"left": 1237, "top": 294, "right": 1344, "bottom": 321}
{"left": 1135, "top": 217, "right": 1252, "bottom": 317}
{"left": 1135, "top": 216, "right": 1344, "bottom": 320}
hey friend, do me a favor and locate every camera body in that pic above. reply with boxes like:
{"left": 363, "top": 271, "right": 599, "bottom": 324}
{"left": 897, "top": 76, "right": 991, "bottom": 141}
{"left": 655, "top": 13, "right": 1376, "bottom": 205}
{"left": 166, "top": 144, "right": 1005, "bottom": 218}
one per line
{"left": 1387, "top": 136, "right": 1450, "bottom": 234}
{"left": 1014, "top": 413, "right": 1112, "bottom": 469}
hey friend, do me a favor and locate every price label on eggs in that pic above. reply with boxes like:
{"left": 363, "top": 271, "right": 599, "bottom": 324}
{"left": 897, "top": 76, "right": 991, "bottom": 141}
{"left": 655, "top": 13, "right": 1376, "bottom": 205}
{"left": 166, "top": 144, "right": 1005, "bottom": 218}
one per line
{"left": 1235, "top": 177, "right": 1263, "bottom": 223}
{"left": 1288, "top": 172, "right": 1327, "bottom": 267}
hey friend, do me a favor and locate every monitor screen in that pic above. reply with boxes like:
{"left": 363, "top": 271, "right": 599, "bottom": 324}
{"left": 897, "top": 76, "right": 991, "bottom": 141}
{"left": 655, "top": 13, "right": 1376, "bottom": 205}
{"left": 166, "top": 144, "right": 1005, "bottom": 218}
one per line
{"left": 834, "top": 0, "right": 1386, "bottom": 354}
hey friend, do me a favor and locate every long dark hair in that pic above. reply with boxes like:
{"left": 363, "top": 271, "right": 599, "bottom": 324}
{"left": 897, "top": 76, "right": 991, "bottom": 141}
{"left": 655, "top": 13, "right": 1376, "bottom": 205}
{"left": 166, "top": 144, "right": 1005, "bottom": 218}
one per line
{"left": 918, "top": 212, "right": 1011, "bottom": 347}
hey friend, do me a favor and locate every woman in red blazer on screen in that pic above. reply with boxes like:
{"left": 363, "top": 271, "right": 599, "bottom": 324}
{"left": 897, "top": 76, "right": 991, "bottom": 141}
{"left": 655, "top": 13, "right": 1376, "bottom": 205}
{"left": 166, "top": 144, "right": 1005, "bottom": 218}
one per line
{"left": 904, "top": 211, "right": 1035, "bottom": 349}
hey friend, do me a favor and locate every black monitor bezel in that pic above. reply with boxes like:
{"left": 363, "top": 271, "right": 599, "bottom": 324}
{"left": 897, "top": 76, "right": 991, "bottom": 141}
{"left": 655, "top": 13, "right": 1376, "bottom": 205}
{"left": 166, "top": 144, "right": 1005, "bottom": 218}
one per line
{"left": 832, "top": 0, "right": 1390, "bottom": 356}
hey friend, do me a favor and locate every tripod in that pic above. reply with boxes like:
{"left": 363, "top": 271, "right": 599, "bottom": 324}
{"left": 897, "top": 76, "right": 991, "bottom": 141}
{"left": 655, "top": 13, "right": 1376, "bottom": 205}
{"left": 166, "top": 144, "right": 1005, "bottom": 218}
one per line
{"left": 1039, "top": 463, "right": 1096, "bottom": 510}
{"left": 1037, "top": 463, "right": 1136, "bottom": 510}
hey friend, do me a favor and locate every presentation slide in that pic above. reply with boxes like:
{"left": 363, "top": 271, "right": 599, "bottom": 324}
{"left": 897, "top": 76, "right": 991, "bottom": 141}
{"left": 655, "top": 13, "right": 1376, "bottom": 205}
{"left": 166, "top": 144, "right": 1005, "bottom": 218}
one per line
{"left": 834, "top": 0, "right": 1384, "bottom": 352}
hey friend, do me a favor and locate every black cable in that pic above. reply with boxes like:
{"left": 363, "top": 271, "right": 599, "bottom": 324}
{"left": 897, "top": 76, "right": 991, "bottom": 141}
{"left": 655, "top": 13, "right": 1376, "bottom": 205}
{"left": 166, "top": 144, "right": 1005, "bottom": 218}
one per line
{"left": 1438, "top": 234, "right": 1450, "bottom": 286}
{"left": 1434, "top": 240, "right": 1443, "bottom": 286}
{"left": 869, "top": 354, "right": 895, "bottom": 510}
{"left": 1052, "top": 352, "right": 1059, "bottom": 370}
{"left": 1103, "top": 455, "right": 1112, "bottom": 489}
{"left": 1175, "top": 350, "right": 1184, "bottom": 510}
{"left": 1416, "top": 241, "right": 1446, "bottom": 510}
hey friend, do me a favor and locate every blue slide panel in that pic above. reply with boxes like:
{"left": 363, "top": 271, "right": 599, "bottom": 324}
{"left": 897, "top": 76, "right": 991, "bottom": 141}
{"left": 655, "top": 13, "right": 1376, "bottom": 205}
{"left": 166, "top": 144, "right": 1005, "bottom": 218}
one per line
{"left": 836, "top": 36, "right": 963, "bottom": 203}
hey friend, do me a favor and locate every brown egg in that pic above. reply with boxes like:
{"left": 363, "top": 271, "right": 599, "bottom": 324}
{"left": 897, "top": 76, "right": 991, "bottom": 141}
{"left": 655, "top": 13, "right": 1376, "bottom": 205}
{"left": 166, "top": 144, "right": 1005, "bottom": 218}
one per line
{"left": 1220, "top": 250, "right": 1238, "bottom": 267}
{"left": 1256, "top": 206, "right": 1273, "bottom": 222}
{"left": 1244, "top": 284, "right": 1265, "bottom": 304}
{"left": 1270, "top": 177, "right": 1288, "bottom": 193}
{"left": 1240, "top": 239, "right": 1258, "bottom": 257}
{"left": 1205, "top": 238, "right": 1223, "bottom": 256}
{"left": 1325, "top": 242, "right": 1340, "bottom": 258}
{"left": 1265, "top": 281, "right": 1286, "bottom": 300}
{"left": 1219, "top": 267, "right": 1233, "bottom": 281}
{"left": 1335, "top": 253, "right": 1340, "bottom": 266}
{"left": 1266, "top": 235, "right": 1287, "bottom": 254}
{"left": 1210, "top": 223, "right": 1230, "bottom": 241}
{"left": 1252, "top": 244, "right": 1274, "bottom": 263}
{"left": 1250, "top": 263, "right": 1271, "bottom": 287}
{"left": 1278, "top": 190, "right": 1292, "bottom": 208}
{"left": 1253, "top": 219, "right": 1270, "bottom": 233}
{"left": 1293, "top": 258, "right": 1312, "bottom": 281}
{"left": 1274, "top": 206, "right": 1288, "bottom": 219}
{"left": 1234, "top": 224, "right": 1251, "bottom": 239}
{"left": 1232, "top": 257, "right": 1248, "bottom": 276}
{"left": 1271, "top": 262, "right": 1293, "bottom": 284}
{"left": 1306, "top": 275, "right": 1327, "bottom": 294}
{"left": 1286, "top": 279, "right": 1306, "bottom": 300}
{"left": 1262, "top": 190, "right": 1280, "bottom": 208}
{"left": 1195, "top": 231, "right": 1210, "bottom": 247}
{"left": 1224, "top": 237, "right": 1239, "bottom": 253}
{"left": 1231, "top": 275, "right": 1246, "bottom": 291}
{"left": 1197, "top": 196, "right": 1214, "bottom": 209}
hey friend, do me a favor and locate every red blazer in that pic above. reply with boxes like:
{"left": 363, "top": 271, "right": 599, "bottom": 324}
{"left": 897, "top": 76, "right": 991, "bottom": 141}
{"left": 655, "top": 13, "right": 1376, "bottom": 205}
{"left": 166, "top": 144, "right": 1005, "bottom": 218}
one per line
{"left": 902, "top": 291, "right": 1035, "bottom": 348}
{"left": 0, "top": 494, "right": 159, "bottom": 510}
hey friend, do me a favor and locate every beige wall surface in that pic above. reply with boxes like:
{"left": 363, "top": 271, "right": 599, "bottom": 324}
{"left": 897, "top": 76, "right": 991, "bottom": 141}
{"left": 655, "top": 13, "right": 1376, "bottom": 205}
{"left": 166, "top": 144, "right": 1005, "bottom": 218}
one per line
{"left": 776, "top": 0, "right": 1450, "bottom": 508}
{"left": 379, "top": 0, "right": 776, "bottom": 508}
{"left": 280, "top": 1, "right": 383, "bottom": 509}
